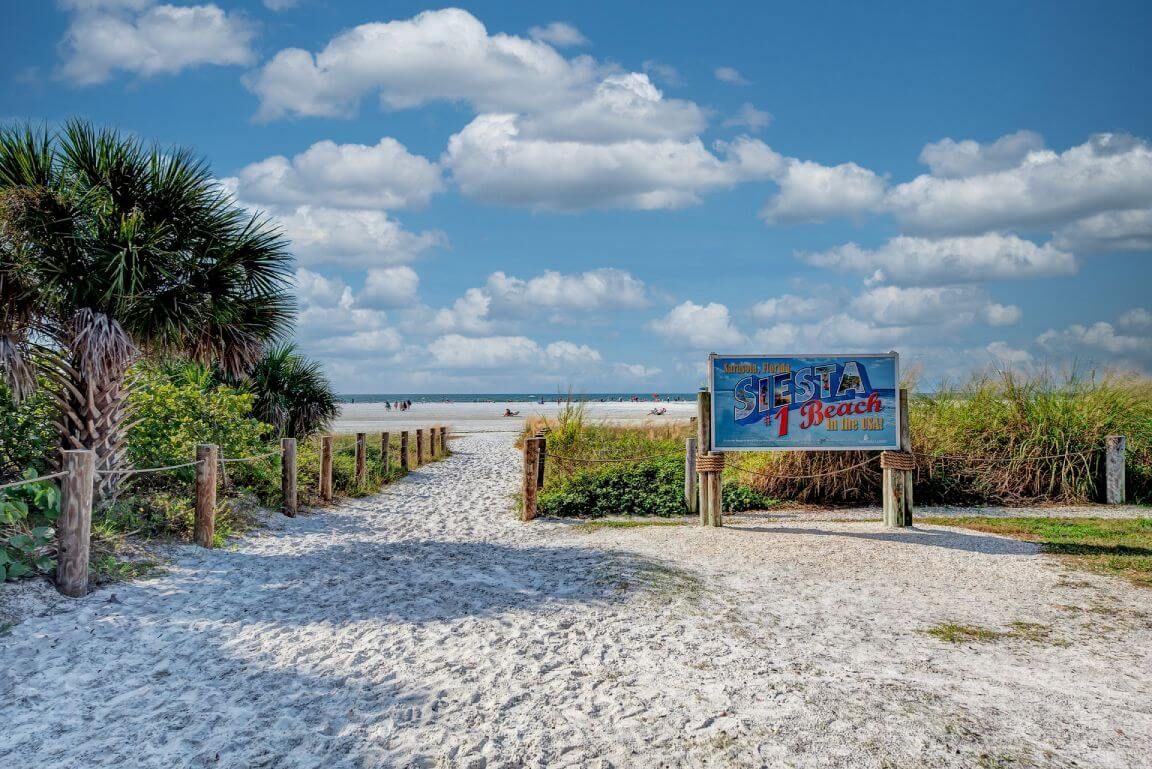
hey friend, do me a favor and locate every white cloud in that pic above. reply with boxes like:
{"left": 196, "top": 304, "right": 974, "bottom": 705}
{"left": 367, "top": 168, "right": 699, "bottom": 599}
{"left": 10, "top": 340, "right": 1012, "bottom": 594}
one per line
{"left": 723, "top": 103, "right": 772, "bottom": 132}
{"left": 714, "top": 66, "right": 749, "bottom": 85}
{"left": 753, "top": 314, "right": 910, "bottom": 351}
{"left": 762, "top": 159, "right": 887, "bottom": 224}
{"left": 292, "top": 268, "right": 401, "bottom": 356}
{"left": 750, "top": 294, "right": 832, "bottom": 323}
{"left": 918, "top": 130, "right": 1045, "bottom": 179}
{"left": 985, "top": 341, "right": 1035, "bottom": 367}
{"left": 433, "top": 289, "right": 494, "bottom": 335}
{"left": 59, "top": 0, "right": 254, "bottom": 85}
{"left": 444, "top": 115, "right": 781, "bottom": 210}
{"left": 800, "top": 234, "right": 1076, "bottom": 285}
{"left": 614, "top": 363, "right": 661, "bottom": 378}
{"left": 1119, "top": 308, "right": 1152, "bottom": 330}
{"left": 485, "top": 268, "right": 647, "bottom": 311}
{"left": 231, "top": 138, "right": 442, "bottom": 211}
{"left": 247, "top": 8, "right": 597, "bottom": 120}
{"left": 888, "top": 133, "right": 1152, "bottom": 235}
{"left": 642, "top": 60, "right": 682, "bottom": 87}
{"left": 427, "top": 334, "right": 599, "bottom": 369}
{"left": 516, "top": 73, "right": 707, "bottom": 143}
{"left": 263, "top": 0, "right": 297, "bottom": 9}
{"left": 527, "top": 21, "right": 587, "bottom": 47}
{"left": 270, "top": 206, "right": 445, "bottom": 268}
{"left": 360, "top": 266, "right": 420, "bottom": 308}
{"left": 648, "top": 301, "right": 745, "bottom": 349}
{"left": 1037, "top": 320, "right": 1151, "bottom": 362}
{"left": 849, "top": 286, "right": 1021, "bottom": 327}
{"left": 1053, "top": 208, "right": 1152, "bottom": 254}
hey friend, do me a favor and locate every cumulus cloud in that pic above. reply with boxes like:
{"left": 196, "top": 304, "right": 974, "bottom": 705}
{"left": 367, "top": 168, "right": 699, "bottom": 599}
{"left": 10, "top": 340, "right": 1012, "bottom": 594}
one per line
{"left": 723, "top": 103, "right": 772, "bottom": 132}
{"left": 59, "top": 0, "right": 254, "bottom": 85}
{"left": 888, "top": 133, "right": 1152, "bottom": 235}
{"left": 614, "top": 362, "right": 661, "bottom": 378}
{"left": 230, "top": 138, "right": 443, "bottom": 211}
{"left": 1037, "top": 319, "right": 1151, "bottom": 364}
{"left": 918, "top": 130, "right": 1045, "bottom": 179}
{"left": 247, "top": 8, "right": 597, "bottom": 120}
{"left": 985, "top": 341, "right": 1035, "bottom": 367}
{"left": 527, "top": 21, "right": 588, "bottom": 47}
{"left": 360, "top": 266, "right": 420, "bottom": 308}
{"left": 800, "top": 234, "right": 1076, "bottom": 285}
{"left": 433, "top": 289, "right": 494, "bottom": 335}
{"left": 292, "top": 268, "right": 402, "bottom": 356}
{"left": 642, "top": 60, "right": 683, "bottom": 87}
{"left": 270, "top": 206, "right": 445, "bottom": 267}
{"left": 648, "top": 301, "right": 745, "bottom": 349}
{"left": 485, "top": 268, "right": 647, "bottom": 311}
{"left": 427, "top": 334, "right": 600, "bottom": 369}
{"left": 761, "top": 159, "right": 887, "bottom": 224}
{"left": 1119, "top": 308, "right": 1152, "bottom": 330}
{"left": 444, "top": 115, "right": 781, "bottom": 210}
{"left": 750, "top": 294, "right": 832, "bottom": 323}
{"left": 1053, "top": 208, "right": 1152, "bottom": 254}
{"left": 849, "top": 286, "right": 1021, "bottom": 327}
{"left": 714, "top": 66, "right": 749, "bottom": 85}
{"left": 752, "top": 314, "right": 910, "bottom": 351}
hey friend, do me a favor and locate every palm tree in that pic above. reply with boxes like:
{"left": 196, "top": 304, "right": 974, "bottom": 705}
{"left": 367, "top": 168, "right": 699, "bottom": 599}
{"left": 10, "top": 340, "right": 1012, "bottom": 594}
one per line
{"left": 236, "top": 343, "right": 339, "bottom": 438}
{"left": 0, "top": 120, "right": 293, "bottom": 501}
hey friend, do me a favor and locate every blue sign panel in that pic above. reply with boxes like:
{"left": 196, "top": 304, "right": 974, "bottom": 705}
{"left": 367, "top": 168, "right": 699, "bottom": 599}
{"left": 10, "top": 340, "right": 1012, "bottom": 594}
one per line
{"left": 709, "top": 353, "right": 900, "bottom": 451}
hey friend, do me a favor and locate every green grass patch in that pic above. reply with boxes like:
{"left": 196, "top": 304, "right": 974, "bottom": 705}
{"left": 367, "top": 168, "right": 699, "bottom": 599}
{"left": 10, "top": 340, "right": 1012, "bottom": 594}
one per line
{"left": 925, "top": 621, "right": 1060, "bottom": 644}
{"left": 922, "top": 516, "right": 1152, "bottom": 587}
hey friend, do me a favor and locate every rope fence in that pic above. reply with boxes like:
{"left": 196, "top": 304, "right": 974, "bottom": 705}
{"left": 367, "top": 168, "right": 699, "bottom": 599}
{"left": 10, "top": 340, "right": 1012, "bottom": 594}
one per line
{"left": 0, "top": 471, "right": 67, "bottom": 491}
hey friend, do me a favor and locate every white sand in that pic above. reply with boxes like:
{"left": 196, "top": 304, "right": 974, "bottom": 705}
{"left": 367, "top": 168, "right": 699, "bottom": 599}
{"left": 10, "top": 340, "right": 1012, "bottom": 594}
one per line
{"left": 2, "top": 432, "right": 1151, "bottom": 767}
{"left": 335, "top": 399, "right": 695, "bottom": 434}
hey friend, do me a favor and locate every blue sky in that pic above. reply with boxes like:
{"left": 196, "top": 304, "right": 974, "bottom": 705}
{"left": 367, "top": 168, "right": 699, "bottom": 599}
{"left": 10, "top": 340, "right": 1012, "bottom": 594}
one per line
{"left": 3, "top": 1, "right": 1150, "bottom": 392}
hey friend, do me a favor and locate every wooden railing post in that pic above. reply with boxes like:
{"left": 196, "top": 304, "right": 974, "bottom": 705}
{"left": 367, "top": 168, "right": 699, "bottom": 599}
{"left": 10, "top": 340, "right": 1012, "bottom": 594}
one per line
{"left": 883, "top": 388, "right": 913, "bottom": 527}
{"left": 56, "top": 449, "right": 94, "bottom": 597}
{"left": 281, "top": 437, "right": 297, "bottom": 517}
{"left": 416, "top": 428, "right": 424, "bottom": 466}
{"left": 440, "top": 426, "right": 448, "bottom": 454}
{"left": 536, "top": 431, "right": 547, "bottom": 488}
{"left": 380, "top": 432, "right": 391, "bottom": 484}
{"left": 685, "top": 437, "right": 698, "bottom": 514}
{"left": 696, "top": 389, "right": 712, "bottom": 527}
{"left": 355, "top": 432, "right": 367, "bottom": 485}
{"left": 522, "top": 436, "right": 541, "bottom": 521}
{"left": 1106, "top": 435, "right": 1126, "bottom": 504}
{"left": 194, "top": 443, "right": 218, "bottom": 547}
{"left": 400, "top": 431, "right": 410, "bottom": 472}
{"left": 319, "top": 435, "right": 333, "bottom": 502}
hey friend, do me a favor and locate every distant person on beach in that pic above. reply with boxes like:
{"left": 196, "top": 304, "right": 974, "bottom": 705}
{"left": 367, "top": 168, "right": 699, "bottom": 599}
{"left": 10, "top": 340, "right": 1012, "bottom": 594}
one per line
{"left": 503, "top": 408, "right": 520, "bottom": 417}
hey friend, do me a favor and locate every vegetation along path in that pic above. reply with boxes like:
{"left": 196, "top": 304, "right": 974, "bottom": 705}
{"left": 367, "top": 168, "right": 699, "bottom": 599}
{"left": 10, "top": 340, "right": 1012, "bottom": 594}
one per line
{"left": 2, "top": 433, "right": 1151, "bottom": 768}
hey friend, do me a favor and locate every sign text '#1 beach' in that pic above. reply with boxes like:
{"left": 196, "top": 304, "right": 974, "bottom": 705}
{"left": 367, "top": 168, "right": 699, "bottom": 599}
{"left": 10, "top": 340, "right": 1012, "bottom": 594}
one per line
{"left": 709, "top": 353, "right": 900, "bottom": 451}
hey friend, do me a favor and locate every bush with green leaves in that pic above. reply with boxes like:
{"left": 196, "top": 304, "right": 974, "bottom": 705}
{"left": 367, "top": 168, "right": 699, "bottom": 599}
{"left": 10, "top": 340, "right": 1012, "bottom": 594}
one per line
{"left": 0, "top": 380, "right": 56, "bottom": 482}
{"left": 0, "top": 471, "right": 59, "bottom": 581}
{"left": 538, "top": 458, "right": 686, "bottom": 518}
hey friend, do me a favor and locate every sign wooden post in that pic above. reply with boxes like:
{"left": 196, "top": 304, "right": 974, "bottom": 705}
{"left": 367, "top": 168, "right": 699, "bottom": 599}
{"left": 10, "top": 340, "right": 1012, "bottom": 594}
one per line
{"left": 380, "top": 432, "right": 391, "bottom": 483}
{"left": 1105, "top": 435, "right": 1126, "bottom": 504}
{"left": 281, "top": 437, "right": 297, "bottom": 517}
{"left": 355, "top": 432, "right": 367, "bottom": 486}
{"left": 522, "top": 437, "right": 541, "bottom": 521}
{"left": 882, "top": 388, "right": 913, "bottom": 527}
{"left": 319, "top": 435, "right": 333, "bottom": 502}
{"left": 56, "top": 449, "right": 95, "bottom": 597}
{"left": 696, "top": 390, "right": 715, "bottom": 526}
{"left": 194, "top": 443, "right": 218, "bottom": 547}
{"left": 400, "top": 431, "right": 410, "bottom": 472}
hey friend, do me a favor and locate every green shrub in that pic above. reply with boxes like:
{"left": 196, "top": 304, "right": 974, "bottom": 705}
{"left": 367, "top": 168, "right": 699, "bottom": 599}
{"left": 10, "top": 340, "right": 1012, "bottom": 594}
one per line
{"left": 538, "top": 458, "right": 686, "bottom": 518}
{"left": 0, "top": 381, "right": 56, "bottom": 481}
{"left": 0, "top": 471, "right": 60, "bottom": 581}
{"left": 722, "top": 482, "right": 776, "bottom": 512}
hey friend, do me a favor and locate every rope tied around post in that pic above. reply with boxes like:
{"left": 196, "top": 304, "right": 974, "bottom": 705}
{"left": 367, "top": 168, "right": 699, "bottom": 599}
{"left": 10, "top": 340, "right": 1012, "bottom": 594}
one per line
{"left": 879, "top": 450, "right": 916, "bottom": 471}
{"left": 695, "top": 453, "right": 726, "bottom": 473}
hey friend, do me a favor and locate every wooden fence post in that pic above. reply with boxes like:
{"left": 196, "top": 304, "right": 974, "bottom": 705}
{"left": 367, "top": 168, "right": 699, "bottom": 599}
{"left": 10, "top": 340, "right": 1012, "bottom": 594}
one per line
{"left": 696, "top": 389, "right": 712, "bottom": 526}
{"left": 56, "top": 449, "right": 95, "bottom": 597}
{"left": 400, "top": 431, "right": 410, "bottom": 472}
{"left": 416, "top": 428, "right": 424, "bottom": 466}
{"left": 194, "top": 443, "right": 218, "bottom": 547}
{"left": 355, "top": 432, "right": 367, "bottom": 486}
{"left": 536, "top": 431, "right": 547, "bottom": 488}
{"left": 381, "top": 432, "right": 391, "bottom": 483}
{"left": 440, "top": 426, "right": 448, "bottom": 454}
{"left": 522, "top": 436, "right": 541, "bottom": 521}
{"left": 319, "top": 435, "right": 333, "bottom": 502}
{"left": 685, "top": 437, "right": 698, "bottom": 514}
{"left": 883, "top": 388, "right": 913, "bottom": 527}
{"left": 1105, "top": 435, "right": 1126, "bottom": 504}
{"left": 281, "top": 437, "right": 297, "bottom": 518}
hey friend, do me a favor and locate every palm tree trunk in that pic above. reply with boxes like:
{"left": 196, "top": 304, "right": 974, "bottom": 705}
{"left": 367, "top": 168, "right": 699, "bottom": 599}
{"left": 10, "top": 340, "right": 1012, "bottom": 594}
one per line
{"left": 58, "top": 310, "right": 137, "bottom": 505}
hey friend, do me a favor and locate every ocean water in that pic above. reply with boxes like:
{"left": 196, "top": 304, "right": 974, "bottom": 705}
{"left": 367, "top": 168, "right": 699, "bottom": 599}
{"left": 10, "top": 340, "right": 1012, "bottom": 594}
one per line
{"left": 339, "top": 392, "right": 700, "bottom": 404}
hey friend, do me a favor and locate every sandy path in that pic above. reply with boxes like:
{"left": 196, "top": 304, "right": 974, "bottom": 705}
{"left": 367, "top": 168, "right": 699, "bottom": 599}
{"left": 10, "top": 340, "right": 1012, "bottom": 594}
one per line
{"left": 2, "top": 433, "right": 1150, "bottom": 768}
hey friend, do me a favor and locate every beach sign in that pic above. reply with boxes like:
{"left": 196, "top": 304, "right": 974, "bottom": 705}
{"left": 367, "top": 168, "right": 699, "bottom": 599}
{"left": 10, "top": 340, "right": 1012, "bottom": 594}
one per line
{"left": 709, "top": 353, "right": 900, "bottom": 451}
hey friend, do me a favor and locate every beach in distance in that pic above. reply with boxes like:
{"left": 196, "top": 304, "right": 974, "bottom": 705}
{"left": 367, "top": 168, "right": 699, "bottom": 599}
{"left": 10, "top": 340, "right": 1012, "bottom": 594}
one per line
{"left": 335, "top": 395, "right": 697, "bottom": 433}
